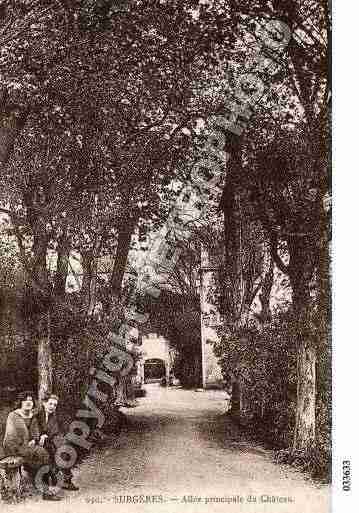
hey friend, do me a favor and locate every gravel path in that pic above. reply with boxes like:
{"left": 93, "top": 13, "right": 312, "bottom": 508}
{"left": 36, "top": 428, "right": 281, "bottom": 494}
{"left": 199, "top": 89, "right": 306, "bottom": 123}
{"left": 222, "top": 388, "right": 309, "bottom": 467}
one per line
{"left": 3, "top": 384, "right": 329, "bottom": 513}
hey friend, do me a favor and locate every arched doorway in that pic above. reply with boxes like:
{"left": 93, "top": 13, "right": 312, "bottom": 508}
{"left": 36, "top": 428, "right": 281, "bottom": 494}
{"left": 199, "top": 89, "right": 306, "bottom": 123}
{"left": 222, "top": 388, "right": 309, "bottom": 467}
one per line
{"left": 144, "top": 358, "right": 166, "bottom": 383}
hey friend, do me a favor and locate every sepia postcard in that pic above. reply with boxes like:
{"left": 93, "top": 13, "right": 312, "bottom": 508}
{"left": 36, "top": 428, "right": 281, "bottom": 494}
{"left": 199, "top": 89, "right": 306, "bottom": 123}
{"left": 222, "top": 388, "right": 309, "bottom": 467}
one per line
{"left": 0, "top": 1, "right": 346, "bottom": 512}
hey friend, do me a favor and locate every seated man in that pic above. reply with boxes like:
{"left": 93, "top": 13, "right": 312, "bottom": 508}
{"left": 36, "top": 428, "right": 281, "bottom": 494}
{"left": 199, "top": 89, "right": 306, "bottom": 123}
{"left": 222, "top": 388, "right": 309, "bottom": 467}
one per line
{"left": 36, "top": 393, "right": 79, "bottom": 491}
{"left": 2, "top": 390, "right": 61, "bottom": 501}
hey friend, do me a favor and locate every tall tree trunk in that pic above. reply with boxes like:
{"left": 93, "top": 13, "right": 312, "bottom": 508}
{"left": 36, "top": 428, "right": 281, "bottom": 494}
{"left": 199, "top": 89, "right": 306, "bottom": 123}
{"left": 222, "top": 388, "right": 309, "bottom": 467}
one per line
{"left": 37, "top": 310, "right": 53, "bottom": 400}
{"left": 105, "top": 216, "right": 137, "bottom": 406}
{"left": 293, "top": 336, "right": 316, "bottom": 451}
{"left": 221, "top": 138, "right": 265, "bottom": 415}
{"left": 80, "top": 250, "right": 94, "bottom": 311}
{"left": 289, "top": 241, "right": 317, "bottom": 452}
{"left": 222, "top": 185, "right": 243, "bottom": 414}
{"left": 222, "top": 186, "right": 243, "bottom": 327}
{"left": 221, "top": 140, "right": 244, "bottom": 414}
{"left": 230, "top": 379, "right": 241, "bottom": 414}
{"left": 110, "top": 215, "right": 138, "bottom": 297}
{"left": 54, "top": 239, "right": 69, "bottom": 298}
{"left": 258, "top": 250, "right": 274, "bottom": 324}
{"left": 51, "top": 237, "right": 70, "bottom": 368}
{"left": 0, "top": 110, "right": 28, "bottom": 165}
{"left": 30, "top": 225, "right": 53, "bottom": 401}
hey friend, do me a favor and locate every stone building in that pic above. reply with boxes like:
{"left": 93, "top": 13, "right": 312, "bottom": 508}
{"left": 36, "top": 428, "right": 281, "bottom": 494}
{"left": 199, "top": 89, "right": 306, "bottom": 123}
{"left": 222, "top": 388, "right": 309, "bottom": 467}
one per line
{"left": 137, "top": 333, "right": 175, "bottom": 385}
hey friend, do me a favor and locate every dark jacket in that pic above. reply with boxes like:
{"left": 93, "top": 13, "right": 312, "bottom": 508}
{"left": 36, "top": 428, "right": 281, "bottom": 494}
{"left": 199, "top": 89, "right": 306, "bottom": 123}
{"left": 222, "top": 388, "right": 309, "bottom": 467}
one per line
{"left": 36, "top": 406, "right": 73, "bottom": 477}
{"left": 36, "top": 406, "right": 61, "bottom": 440}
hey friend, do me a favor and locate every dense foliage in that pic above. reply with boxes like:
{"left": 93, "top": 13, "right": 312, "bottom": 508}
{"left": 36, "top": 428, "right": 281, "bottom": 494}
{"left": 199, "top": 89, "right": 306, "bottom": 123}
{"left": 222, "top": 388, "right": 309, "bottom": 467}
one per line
{"left": 0, "top": 0, "right": 331, "bottom": 483}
